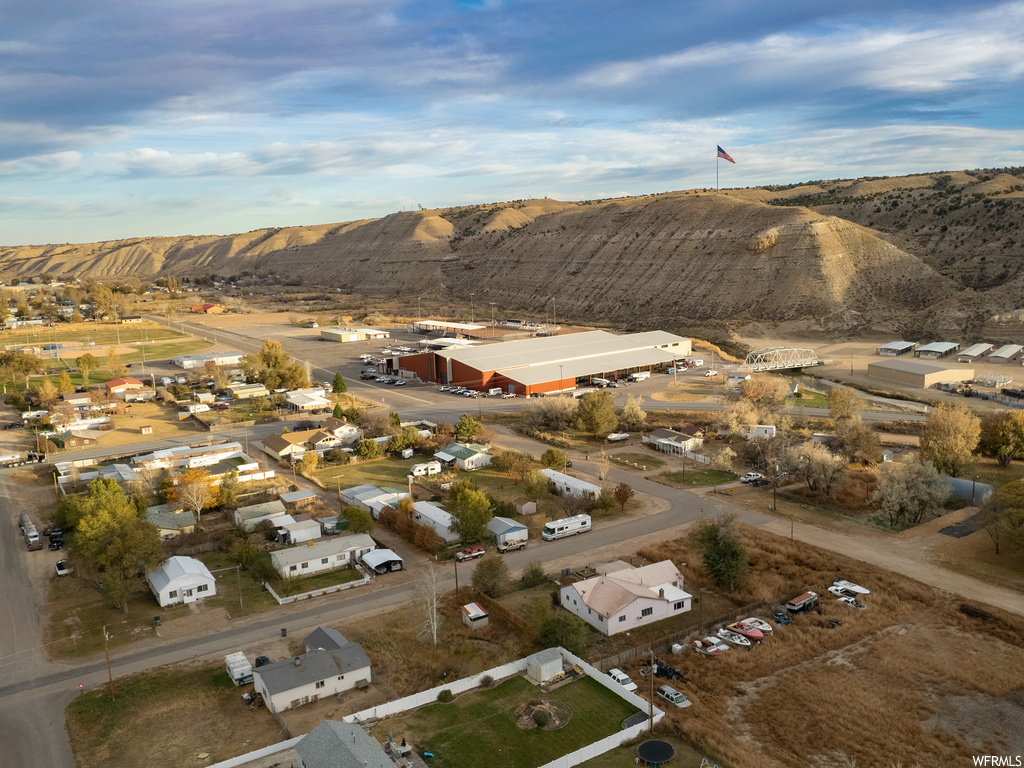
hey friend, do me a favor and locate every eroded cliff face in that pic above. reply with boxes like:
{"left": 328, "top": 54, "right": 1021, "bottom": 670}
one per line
{"left": 0, "top": 182, "right": 1000, "bottom": 336}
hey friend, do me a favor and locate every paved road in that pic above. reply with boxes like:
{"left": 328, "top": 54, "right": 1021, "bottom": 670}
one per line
{"left": 0, "top": 320, "right": 932, "bottom": 766}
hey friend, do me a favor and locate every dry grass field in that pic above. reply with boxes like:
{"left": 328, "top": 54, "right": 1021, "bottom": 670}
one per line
{"left": 626, "top": 529, "right": 1024, "bottom": 768}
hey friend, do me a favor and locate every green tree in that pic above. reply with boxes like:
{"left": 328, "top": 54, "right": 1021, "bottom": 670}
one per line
{"left": 827, "top": 417, "right": 883, "bottom": 464}
{"left": 454, "top": 413, "right": 482, "bottom": 441}
{"left": 826, "top": 386, "right": 864, "bottom": 421}
{"left": 73, "top": 481, "right": 165, "bottom": 611}
{"left": 332, "top": 403, "right": 346, "bottom": 419}
{"left": 332, "top": 373, "right": 347, "bottom": 394}
{"left": 920, "top": 402, "right": 981, "bottom": 477}
{"left": 522, "top": 469, "right": 548, "bottom": 502}
{"left": 613, "top": 482, "right": 635, "bottom": 511}
{"left": 492, "top": 449, "right": 533, "bottom": 481}
{"left": 539, "top": 613, "right": 588, "bottom": 655}
{"left": 450, "top": 485, "right": 491, "bottom": 541}
{"left": 218, "top": 470, "right": 239, "bottom": 507}
{"left": 979, "top": 411, "right": 1024, "bottom": 468}
{"left": 690, "top": 514, "right": 748, "bottom": 590}
{"left": 344, "top": 505, "right": 374, "bottom": 534}
{"left": 354, "top": 439, "right": 383, "bottom": 460}
{"left": 298, "top": 451, "right": 319, "bottom": 477}
{"left": 471, "top": 555, "right": 510, "bottom": 598}
{"left": 540, "top": 448, "right": 568, "bottom": 470}
{"left": 575, "top": 391, "right": 617, "bottom": 435}
{"left": 387, "top": 426, "right": 421, "bottom": 453}
{"left": 75, "top": 353, "right": 100, "bottom": 386}
{"left": 57, "top": 370, "right": 74, "bottom": 395}
{"left": 872, "top": 460, "right": 949, "bottom": 528}
{"left": 520, "top": 561, "right": 547, "bottom": 588}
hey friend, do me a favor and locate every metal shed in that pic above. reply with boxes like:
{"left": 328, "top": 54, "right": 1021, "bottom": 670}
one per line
{"left": 914, "top": 342, "right": 960, "bottom": 359}
{"left": 990, "top": 344, "right": 1023, "bottom": 362}
{"left": 876, "top": 341, "right": 916, "bottom": 356}
{"left": 957, "top": 343, "right": 993, "bottom": 362}
{"left": 526, "top": 648, "right": 563, "bottom": 683}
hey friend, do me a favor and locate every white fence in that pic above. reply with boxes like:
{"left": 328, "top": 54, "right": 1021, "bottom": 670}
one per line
{"left": 344, "top": 647, "right": 662, "bottom": 768}
{"left": 206, "top": 736, "right": 301, "bottom": 768}
{"left": 264, "top": 567, "right": 371, "bottom": 605}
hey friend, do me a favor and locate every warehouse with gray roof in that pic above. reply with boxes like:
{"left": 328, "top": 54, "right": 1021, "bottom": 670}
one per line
{"left": 867, "top": 358, "right": 974, "bottom": 388}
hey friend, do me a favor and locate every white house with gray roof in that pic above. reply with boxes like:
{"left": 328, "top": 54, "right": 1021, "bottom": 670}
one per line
{"left": 145, "top": 504, "right": 196, "bottom": 538}
{"left": 234, "top": 499, "right": 288, "bottom": 531}
{"left": 270, "top": 533, "right": 376, "bottom": 579}
{"left": 253, "top": 627, "right": 371, "bottom": 714}
{"left": 146, "top": 556, "right": 216, "bottom": 607}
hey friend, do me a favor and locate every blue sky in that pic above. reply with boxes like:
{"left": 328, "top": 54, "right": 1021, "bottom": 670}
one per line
{"left": 2, "top": 0, "right": 1023, "bottom": 245}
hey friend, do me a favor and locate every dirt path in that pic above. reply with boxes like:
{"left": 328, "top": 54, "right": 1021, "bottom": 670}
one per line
{"left": 758, "top": 517, "right": 1024, "bottom": 616}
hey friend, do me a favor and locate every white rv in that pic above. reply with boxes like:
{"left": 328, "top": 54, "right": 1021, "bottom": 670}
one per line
{"left": 541, "top": 514, "right": 592, "bottom": 541}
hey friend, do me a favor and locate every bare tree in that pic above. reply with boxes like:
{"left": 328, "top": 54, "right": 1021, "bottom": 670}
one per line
{"left": 619, "top": 394, "right": 647, "bottom": 431}
{"left": 594, "top": 450, "right": 611, "bottom": 482}
{"left": 413, "top": 565, "right": 446, "bottom": 650}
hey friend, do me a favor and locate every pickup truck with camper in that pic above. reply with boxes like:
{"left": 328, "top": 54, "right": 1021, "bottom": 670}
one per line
{"left": 607, "top": 432, "right": 629, "bottom": 442}
{"left": 629, "top": 371, "right": 651, "bottom": 382}
{"left": 541, "top": 514, "right": 592, "bottom": 541}
{"left": 455, "top": 545, "right": 486, "bottom": 562}
{"left": 786, "top": 591, "right": 820, "bottom": 614}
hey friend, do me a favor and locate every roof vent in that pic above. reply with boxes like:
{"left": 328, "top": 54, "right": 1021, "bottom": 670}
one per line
{"left": 294, "top": 657, "right": 302, "bottom": 666}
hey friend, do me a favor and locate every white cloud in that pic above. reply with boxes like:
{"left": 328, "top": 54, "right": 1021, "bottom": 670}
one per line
{"left": 0, "top": 151, "right": 81, "bottom": 176}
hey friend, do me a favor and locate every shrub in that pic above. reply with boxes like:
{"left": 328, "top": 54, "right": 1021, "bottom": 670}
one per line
{"left": 520, "top": 560, "right": 547, "bottom": 588}
{"left": 532, "top": 708, "right": 549, "bottom": 728}
{"left": 437, "top": 689, "right": 454, "bottom": 703}
{"left": 479, "top": 674, "right": 495, "bottom": 689}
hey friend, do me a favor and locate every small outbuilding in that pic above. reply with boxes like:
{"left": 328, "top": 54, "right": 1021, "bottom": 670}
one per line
{"left": 461, "top": 602, "right": 490, "bottom": 630}
{"left": 526, "top": 648, "right": 563, "bottom": 683}
{"left": 876, "top": 341, "right": 916, "bottom": 356}
{"left": 914, "top": 341, "right": 960, "bottom": 359}
{"left": 515, "top": 498, "right": 537, "bottom": 515}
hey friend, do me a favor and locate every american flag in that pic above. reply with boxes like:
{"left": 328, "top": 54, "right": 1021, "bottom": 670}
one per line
{"left": 717, "top": 145, "right": 736, "bottom": 164}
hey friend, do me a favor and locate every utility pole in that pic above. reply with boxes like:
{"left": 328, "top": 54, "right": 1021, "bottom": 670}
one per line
{"left": 103, "top": 626, "right": 115, "bottom": 700}
{"left": 648, "top": 649, "right": 655, "bottom": 732}
{"left": 236, "top": 564, "right": 243, "bottom": 611}
{"left": 470, "top": 293, "right": 475, "bottom": 323}
{"left": 489, "top": 302, "right": 495, "bottom": 339}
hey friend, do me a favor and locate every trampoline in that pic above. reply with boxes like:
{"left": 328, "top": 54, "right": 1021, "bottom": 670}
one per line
{"left": 636, "top": 739, "right": 675, "bottom": 766}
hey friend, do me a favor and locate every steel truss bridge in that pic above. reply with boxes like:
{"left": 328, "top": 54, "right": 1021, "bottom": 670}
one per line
{"left": 743, "top": 347, "right": 822, "bottom": 372}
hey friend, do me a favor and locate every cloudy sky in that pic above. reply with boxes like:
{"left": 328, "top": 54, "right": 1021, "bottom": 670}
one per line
{"left": 2, "top": 0, "right": 1024, "bottom": 245}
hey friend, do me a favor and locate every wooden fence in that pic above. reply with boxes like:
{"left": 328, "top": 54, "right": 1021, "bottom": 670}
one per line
{"left": 472, "top": 590, "right": 532, "bottom": 631}
{"left": 592, "top": 599, "right": 766, "bottom": 671}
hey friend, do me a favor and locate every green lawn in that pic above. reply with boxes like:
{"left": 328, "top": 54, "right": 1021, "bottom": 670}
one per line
{"left": 2, "top": 320, "right": 186, "bottom": 348}
{"left": 316, "top": 456, "right": 422, "bottom": 488}
{"left": 275, "top": 566, "right": 363, "bottom": 596}
{"left": 660, "top": 468, "right": 738, "bottom": 487}
{"left": 372, "top": 675, "right": 642, "bottom": 768}
{"left": 791, "top": 390, "right": 828, "bottom": 408}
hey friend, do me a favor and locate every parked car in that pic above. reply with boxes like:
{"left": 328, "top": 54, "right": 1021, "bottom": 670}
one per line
{"left": 212, "top": 403, "right": 230, "bottom": 410}
{"left": 751, "top": 477, "right": 770, "bottom": 487}
{"left": 704, "top": 370, "right": 718, "bottom": 377}
{"left": 254, "top": 656, "right": 272, "bottom": 668}
{"left": 393, "top": 380, "right": 407, "bottom": 386}
{"left": 454, "top": 545, "right": 485, "bottom": 562}
{"left": 740, "top": 473, "right": 763, "bottom": 484}
{"left": 55, "top": 560, "right": 72, "bottom": 577}
{"left": 360, "top": 374, "right": 375, "bottom": 380}
{"left": 607, "top": 668, "right": 638, "bottom": 692}
{"left": 656, "top": 685, "right": 692, "bottom": 708}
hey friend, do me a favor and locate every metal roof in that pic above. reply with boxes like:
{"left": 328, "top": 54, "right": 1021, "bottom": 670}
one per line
{"left": 868, "top": 359, "right": 965, "bottom": 375}
{"left": 877, "top": 341, "right": 916, "bottom": 351}
{"left": 255, "top": 643, "right": 370, "bottom": 696}
{"left": 504, "top": 348, "right": 676, "bottom": 386}
{"left": 487, "top": 516, "right": 527, "bottom": 536}
{"left": 147, "top": 556, "right": 213, "bottom": 594}
{"left": 958, "top": 343, "right": 993, "bottom": 358}
{"left": 295, "top": 721, "right": 390, "bottom": 768}
{"left": 270, "top": 534, "right": 375, "bottom": 569}
{"left": 916, "top": 342, "right": 959, "bottom": 354}
{"left": 433, "top": 330, "right": 687, "bottom": 374}
{"left": 412, "top": 319, "right": 486, "bottom": 331}
{"left": 361, "top": 549, "right": 403, "bottom": 569}
{"left": 991, "top": 345, "right": 1023, "bottom": 359}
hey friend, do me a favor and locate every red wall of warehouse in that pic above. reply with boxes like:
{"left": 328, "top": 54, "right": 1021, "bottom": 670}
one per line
{"left": 450, "top": 360, "right": 487, "bottom": 390}
{"left": 398, "top": 352, "right": 434, "bottom": 382}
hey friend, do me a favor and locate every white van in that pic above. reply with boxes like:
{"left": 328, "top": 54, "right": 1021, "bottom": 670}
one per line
{"left": 630, "top": 371, "right": 651, "bottom": 382}
{"left": 542, "top": 514, "right": 591, "bottom": 541}
{"left": 487, "top": 388, "right": 503, "bottom": 397}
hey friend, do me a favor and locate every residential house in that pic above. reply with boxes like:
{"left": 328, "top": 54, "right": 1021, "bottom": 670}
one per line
{"left": 117, "top": 315, "right": 143, "bottom": 324}
{"left": 253, "top": 627, "right": 371, "bottom": 714}
{"left": 146, "top": 556, "right": 217, "bottom": 607}
{"left": 293, "top": 721, "right": 391, "bottom": 768}
{"left": 261, "top": 431, "right": 313, "bottom": 461}
{"left": 643, "top": 428, "right": 704, "bottom": 456}
{"left": 270, "top": 533, "right": 375, "bottom": 579}
{"left": 740, "top": 424, "right": 777, "bottom": 439}
{"left": 411, "top": 501, "right": 459, "bottom": 542}
{"left": 145, "top": 504, "right": 197, "bottom": 538}
{"left": 339, "top": 484, "right": 410, "bottom": 518}
{"left": 434, "top": 442, "right": 492, "bottom": 471}
{"left": 234, "top": 499, "right": 288, "bottom": 531}
{"left": 540, "top": 468, "right": 600, "bottom": 499}
{"left": 104, "top": 377, "right": 146, "bottom": 398}
{"left": 317, "top": 416, "right": 361, "bottom": 444}
{"left": 63, "top": 430, "right": 100, "bottom": 449}
{"left": 559, "top": 561, "right": 691, "bottom": 636}
{"left": 286, "top": 391, "right": 332, "bottom": 412}
{"left": 62, "top": 393, "right": 92, "bottom": 411}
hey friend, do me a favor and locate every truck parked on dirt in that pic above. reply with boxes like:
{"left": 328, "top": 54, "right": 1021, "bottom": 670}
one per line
{"left": 455, "top": 545, "right": 486, "bottom": 562}
{"left": 225, "top": 652, "right": 254, "bottom": 686}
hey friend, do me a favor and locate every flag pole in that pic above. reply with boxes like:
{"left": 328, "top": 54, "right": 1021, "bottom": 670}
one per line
{"left": 716, "top": 151, "right": 719, "bottom": 191}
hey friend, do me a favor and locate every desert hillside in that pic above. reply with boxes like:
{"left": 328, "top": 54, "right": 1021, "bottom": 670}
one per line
{"left": 3, "top": 168, "right": 1023, "bottom": 338}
